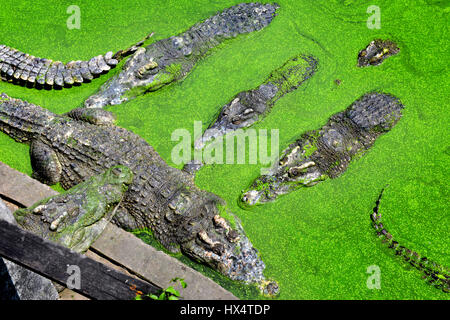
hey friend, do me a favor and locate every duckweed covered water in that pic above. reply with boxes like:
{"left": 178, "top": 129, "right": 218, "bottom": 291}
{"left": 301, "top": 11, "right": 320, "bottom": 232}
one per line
{"left": 0, "top": 0, "right": 448, "bottom": 299}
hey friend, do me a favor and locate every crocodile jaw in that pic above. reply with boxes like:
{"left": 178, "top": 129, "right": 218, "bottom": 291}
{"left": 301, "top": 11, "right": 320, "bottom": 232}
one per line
{"left": 181, "top": 214, "right": 278, "bottom": 296}
{"left": 241, "top": 165, "right": 325, "bottom": 207}
{"left": 84, "top": 75, "right": 129, "bottom": 108}
{"left": 194, "top": 125, "right": 228, "bottom": 150}
{"left": 83, "top": 71, "right": 165, "bottom": 108}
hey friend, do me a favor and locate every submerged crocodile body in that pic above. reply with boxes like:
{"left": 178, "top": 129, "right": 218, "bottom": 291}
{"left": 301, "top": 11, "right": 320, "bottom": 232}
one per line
{"left": 14, "top": 165, "right": 133, "bottom": 253}
{"left": 371, "top": 187, "right": 449, "bottom": 293}
{"left": 84, "top": 2, "right": 279, "bottom": 108}
{"left": 241, "top": 93, "right": 404, "bottom": 206}
{"left": 195, "top": 54, "right": 318, "bottom": 150}
{"left": 0, "top": 93, "right": 277, "bottom": 295}
{"left": 0, "top": 33, "right": 152, "bottom": 88}
{"left": 183, "top": 54, "right": 317, "bottom": 174}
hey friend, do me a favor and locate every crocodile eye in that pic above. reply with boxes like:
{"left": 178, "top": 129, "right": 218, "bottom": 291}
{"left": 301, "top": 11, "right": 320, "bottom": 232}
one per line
{"left": 288, "top": 167, "right": 306, "bottom": 178}
{"left": 137, "top": 61, "right": 158, "bottom": 78}
{"left": 288, "top": 168, "right": 299, "bottom": 177}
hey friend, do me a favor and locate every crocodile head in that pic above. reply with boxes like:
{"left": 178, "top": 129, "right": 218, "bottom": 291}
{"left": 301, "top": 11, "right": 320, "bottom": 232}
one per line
{"left": 240, "top": 92, "right": 404, "bottom": 207}
{"left": 84, "top": 46, "right": 181, "bottom": 108}
{"left": 240, "top": 139, "right": 327, "bottom": 207}
{"left": 241, "top": 163, "right": 327, "bottom": 207}
{"left": 179, "top": 196, "right": 279, "bottom": 297}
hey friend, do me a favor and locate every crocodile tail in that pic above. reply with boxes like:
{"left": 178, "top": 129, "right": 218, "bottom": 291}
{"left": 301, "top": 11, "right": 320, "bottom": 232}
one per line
{"left": 0, "top": 93, "right": 55, "bottom": 143}
{"left": 371, "top": 187, "right": 450, "bottom": 293}
{"left": 0, "top": 32, "right": 153, "bottom": 88}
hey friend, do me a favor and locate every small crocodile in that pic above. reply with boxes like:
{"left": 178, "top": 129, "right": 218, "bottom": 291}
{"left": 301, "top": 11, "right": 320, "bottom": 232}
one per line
{"left": 0, "top": 33, "right": 153, "bottom": 88}
{"left": 195, "top": 54, "right": 318, "bottom": 150}
{"left": 371, "top": 187, "right": 449, "bottom": 293}
{"left": 183, "top": 54, "right": 317, "bottom": 174}
{"left": 0, "top": 93, "right": 278, "bottom": 295}
{"left": 241, "top": 92, "right": 404, "bottom": 206}
{"left": 84, "top": 2, "right": 279, "bottom": 108}
{"left": 14, "top": 165, "right": 133, "bottom": 253}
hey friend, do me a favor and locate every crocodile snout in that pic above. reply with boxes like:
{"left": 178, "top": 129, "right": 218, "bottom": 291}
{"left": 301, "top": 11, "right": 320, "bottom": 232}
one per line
{"left": 84, "top": 77, "right": 128, "bottom": 108}
{"left": 181, "top": 212, "right": 278, "bottom": 296}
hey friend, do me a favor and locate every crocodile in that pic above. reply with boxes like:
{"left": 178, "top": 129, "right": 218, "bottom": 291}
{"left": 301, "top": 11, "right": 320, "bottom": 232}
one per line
{"left": 371, "top": 187, "right": 449, "bottom": 293}
{"left": 357, "top": 39, "right": 399, "bottom": 67}
{"left": 14, "top": 165, "right": 133, "bottom": 253}
{"left": 84, "top": 2, "right": 280, "bottom": 108}
{"left": 194, "top": 54, "right": 318, "bottom": 150}
{"left": 183, "top": 54, "right": 317, "bottom": 174}
{"left": 0, "top": 33, "right": 153, "bottom": 88}
{"left": 241, "top": 92, "right": 404, "bottom": 206}
{"left": 0, "top": 93, "right": 278, "bottom": 296}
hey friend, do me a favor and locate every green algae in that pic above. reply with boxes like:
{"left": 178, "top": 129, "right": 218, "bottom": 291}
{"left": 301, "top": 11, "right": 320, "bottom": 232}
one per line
{"left": 0, "top": 0, "right": 448, "bottom": 300}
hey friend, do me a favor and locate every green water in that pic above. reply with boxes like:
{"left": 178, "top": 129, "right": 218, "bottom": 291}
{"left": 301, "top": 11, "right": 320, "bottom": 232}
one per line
{"left": 0, "top": 0, "right": 448, "bottom": 299}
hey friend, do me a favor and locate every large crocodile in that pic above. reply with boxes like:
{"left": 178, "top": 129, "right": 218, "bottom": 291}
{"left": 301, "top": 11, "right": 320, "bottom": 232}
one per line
{"left": 0, "top": 33, "right": 153, "bottom": 88}
{"left": 241, "top": 93, "right": 404, "bottom": 206}
{"left": 0, "top": 93, "right": 278, "bottom": 296}
{"left": 84, "top": 2, "right": 280, "bottom": 108}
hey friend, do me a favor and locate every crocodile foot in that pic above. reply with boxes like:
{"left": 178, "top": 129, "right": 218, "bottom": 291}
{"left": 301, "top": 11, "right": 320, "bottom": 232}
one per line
{"left": 14, "top": 166, "right": 133, "bottom": 253}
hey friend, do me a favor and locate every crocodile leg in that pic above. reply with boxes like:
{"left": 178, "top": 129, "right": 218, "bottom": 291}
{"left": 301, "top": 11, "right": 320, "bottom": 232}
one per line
{"left": 14, "top": 165, "right": 133, "bottom": 253}
{"left": 30, "top": 139, "right": 62, "bottom": 185}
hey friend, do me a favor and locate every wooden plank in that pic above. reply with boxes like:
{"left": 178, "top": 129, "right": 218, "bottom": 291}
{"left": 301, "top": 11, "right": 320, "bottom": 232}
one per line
{"left": 92, "top": 224, "right": 238, "bottom": 300}
{"left": 0, "top": 162, "right": 58, "bottom": 207}
{"left": 0, "top": 220, "right": 161, "bottom": 300}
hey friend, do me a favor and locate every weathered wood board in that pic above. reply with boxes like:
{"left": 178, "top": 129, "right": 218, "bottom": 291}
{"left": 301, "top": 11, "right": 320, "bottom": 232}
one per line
{"left": 0, "top": 220, "right": 161, "bottom": 300}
